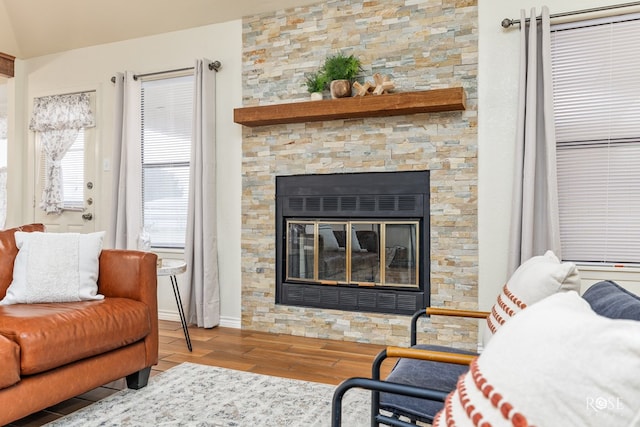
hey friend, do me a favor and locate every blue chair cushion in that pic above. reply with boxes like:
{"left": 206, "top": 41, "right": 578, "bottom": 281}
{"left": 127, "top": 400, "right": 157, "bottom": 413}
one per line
{"left": 582, "top": 280, "right": 640, "bottom": 321}
{"left": 379, "top": 344, "right": 476, "bottom": 423}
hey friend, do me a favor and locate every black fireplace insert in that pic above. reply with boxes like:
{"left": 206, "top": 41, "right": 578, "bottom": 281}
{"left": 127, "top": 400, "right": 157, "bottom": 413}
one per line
{"left": 275, "top": 170, "right": 430, "bottom": 315}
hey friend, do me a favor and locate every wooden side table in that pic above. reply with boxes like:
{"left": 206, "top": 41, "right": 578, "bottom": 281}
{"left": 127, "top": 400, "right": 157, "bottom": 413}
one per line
{"left": 157, "top": 259, "right": 192, "bottom": 352}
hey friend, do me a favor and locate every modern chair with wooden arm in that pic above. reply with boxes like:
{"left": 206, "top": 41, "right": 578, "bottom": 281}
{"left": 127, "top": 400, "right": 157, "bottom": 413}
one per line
{"left": 332, "top": 306, "right": 489, "bottom": 427}
{"left": 333, "top": 253, "right": 592, "bottom": 426}
{"left": 335, "top": 281, "right": 640, "bottom": 427}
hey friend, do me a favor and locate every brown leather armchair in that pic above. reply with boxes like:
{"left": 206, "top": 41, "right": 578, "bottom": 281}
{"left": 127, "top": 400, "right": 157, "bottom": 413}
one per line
{"left": 0, "top": 224, "right": 159, "bottom": 425}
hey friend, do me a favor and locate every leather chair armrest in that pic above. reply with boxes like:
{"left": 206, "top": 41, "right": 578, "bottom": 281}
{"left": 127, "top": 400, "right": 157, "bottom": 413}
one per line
{"left": 371, "top": 347, "right": 475, "bottom": 383}
{"left": 385, "top": 346, "right": 476, "bottom": 365}
{"left": 97, "top": 250, "right": 158, "bottom": 302}
{"left": 97, "top": 249, "right": 159, "bottom": 366}
{"left": 411, "top": 307, "right": 490, "bottom": 346}
{"left": 426, "top": 307, "right": 490, "bottom": 319}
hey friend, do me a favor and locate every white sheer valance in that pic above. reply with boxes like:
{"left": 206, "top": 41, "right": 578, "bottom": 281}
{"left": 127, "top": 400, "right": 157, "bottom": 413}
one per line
{"left": 29, "top": 93, "right": 94, "bottom": 132}
{"left": 29, "top": 92, "right": 95, "bottom": 214}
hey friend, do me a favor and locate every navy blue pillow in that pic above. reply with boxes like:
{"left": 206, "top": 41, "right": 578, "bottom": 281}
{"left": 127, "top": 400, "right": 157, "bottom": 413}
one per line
{"left": 582, "top": 280, "right": 640, "bottom": 321}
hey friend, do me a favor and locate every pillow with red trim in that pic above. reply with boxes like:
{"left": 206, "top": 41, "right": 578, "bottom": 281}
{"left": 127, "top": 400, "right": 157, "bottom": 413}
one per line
{"left": 434, "top": 292, "right": 640, "bottom": 426}
{"left": 482, "top": 250, "right": 580, "bottom": 347}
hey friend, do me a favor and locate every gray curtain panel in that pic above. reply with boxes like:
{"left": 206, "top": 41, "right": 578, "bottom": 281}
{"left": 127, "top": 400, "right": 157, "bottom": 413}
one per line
{"left": 107, "top": 72, "right": 142, "bottom": 250}
{"left": 508, "top": 6, "right": 561, "bottom": 275}
{"left": 184, "top": 59, "right": 220, "bottom": 328}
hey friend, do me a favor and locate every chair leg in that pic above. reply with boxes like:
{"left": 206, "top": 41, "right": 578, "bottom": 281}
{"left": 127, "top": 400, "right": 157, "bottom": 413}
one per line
{"left": 126, "top": 367, "right": 151, "bottom": 390}
{"left": 371, "top": 350, "right": 388, "bottom": 426}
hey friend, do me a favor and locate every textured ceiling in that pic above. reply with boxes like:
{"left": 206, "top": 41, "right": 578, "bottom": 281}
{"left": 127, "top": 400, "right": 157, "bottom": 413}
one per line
{"left": 0, "top": 0, "right": 319, "bottom": 59}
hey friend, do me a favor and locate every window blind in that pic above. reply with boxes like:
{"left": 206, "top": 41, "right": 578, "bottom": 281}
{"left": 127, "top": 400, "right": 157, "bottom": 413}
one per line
{"left": 141, "top": 74, "right": 193, "bottom": 248}
{"left": 60, "top": 129, "right": 85, "bottom": 209}
{"left": 552, "top": 14, "right": 640, "bottom": 265}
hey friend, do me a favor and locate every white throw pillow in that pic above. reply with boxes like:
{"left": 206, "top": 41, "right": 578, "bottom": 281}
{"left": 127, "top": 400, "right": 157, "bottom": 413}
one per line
{"left": 351, "top": 227, "right": 363, "bottom": 252}
{"left": 319, "top": 224, "right": 340, "bottom": 251}
{"left": 434, "top": 292, "right": 640, "bottom": 426}
{"left": 0, "top": 231, "right": 105, "bottom": 305}
{"left": 482, "top": 250, "right": 580, "bottom": 347}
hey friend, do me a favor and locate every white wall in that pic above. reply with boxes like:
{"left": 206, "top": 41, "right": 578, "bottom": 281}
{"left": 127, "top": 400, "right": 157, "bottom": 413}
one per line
{"left": 0, "top": 82, "right": 6, "bottom": 166}
{"left": 8, "top": 21, "right": 243, "bottom": 326}
{"left": 477, "top": 0, "right": 640, "bottom": 310}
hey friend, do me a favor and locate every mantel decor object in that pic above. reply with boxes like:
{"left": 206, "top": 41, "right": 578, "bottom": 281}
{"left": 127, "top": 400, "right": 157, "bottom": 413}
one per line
{"left": 322, "top": 53, "right": 362, "bottom": 99}
{"left": 329, "top": 80, "right": 352, "bottom": 98}
{"left": 353, "top": 73, "right": 395, "bottom": 96}
{"left": 305, "top": 71, "right": 327, "bottom": 101}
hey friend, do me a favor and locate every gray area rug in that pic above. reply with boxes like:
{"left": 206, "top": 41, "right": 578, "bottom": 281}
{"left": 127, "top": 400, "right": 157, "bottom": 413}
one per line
{"left": 46, "top": 362, "right": 371, "bottom": 426}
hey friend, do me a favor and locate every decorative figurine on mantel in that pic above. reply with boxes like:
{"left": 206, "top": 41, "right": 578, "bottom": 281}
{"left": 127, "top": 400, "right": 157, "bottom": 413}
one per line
{"left": 322, "top": 53, "right": 362, "bottom": 99}
{"left": 304, "top": 53, "right": 361, "bottom": 99}
{"left": 306, "top": 71, "right": 327, "bottom": 101}
{"left": 353, "top": 73, "right": 395, "bottom": 96}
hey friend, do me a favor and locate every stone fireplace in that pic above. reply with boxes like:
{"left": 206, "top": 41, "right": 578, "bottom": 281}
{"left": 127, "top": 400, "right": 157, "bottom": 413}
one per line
{"left": 240, "top": 0, "right": 478, "bottom": 348}
{"left": 276, "top": 171, "right": 430, "bottom": 315}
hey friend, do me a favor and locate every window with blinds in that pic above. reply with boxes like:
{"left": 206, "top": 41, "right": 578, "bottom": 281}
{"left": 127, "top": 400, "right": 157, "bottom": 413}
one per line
{"left": 551, "top": 14, "right": 640, "bottom": 265}
{"left": 141, "top": 74, "right": 193, "bottom": 248}
{"left": 60, "top": 129, "right": 85, "bottom": 209}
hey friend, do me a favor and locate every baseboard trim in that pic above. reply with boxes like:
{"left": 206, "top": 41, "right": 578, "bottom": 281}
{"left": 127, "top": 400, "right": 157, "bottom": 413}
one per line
{"left": 219, "top": 316, "right": 242, "bottom": 329}
{"left": 158, "top": 309, "right": 241, "bottom": 329}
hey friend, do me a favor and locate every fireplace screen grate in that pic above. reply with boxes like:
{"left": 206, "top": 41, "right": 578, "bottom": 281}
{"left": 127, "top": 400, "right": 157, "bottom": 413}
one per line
{"left": 286, "top": 194, "right": 421, "bottom": 215}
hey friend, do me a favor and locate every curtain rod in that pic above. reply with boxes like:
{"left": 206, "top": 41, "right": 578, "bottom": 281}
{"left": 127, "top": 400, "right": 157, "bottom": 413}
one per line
{"left": 34, "top": 89, "right": 96, "bottom": 99}
{"left": 501, "top": 1, "right": 640, "bottom": 28}
{"left": 110, "top": 60, "right": 222, "bottom": 83}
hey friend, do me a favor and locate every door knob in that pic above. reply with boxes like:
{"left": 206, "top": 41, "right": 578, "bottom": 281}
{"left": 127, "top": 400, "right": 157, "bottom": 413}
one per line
{"left": 82, "top": 213, "right": 93, "bottom": 221}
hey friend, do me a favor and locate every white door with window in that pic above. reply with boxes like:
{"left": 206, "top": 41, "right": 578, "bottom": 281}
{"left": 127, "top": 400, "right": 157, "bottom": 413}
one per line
{"left": 31, "top": 89, "right": 98, "bottom": 235}
{"left": 33, "top": 125, "right": 98, "bottom": 234}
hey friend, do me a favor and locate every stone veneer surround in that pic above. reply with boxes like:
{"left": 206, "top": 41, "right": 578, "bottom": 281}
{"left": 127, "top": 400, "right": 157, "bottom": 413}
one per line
{"left": 241, "top": 0, "right": 479, "bottom": 349}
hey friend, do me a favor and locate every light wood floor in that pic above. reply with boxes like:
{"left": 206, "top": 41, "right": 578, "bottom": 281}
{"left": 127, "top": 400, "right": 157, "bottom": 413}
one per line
{"left": 10, "top": 320, "right": 397, "bottom": 426}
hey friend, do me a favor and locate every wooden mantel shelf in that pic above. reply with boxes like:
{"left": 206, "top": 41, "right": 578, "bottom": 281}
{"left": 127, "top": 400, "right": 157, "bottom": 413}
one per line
{"left": 233, "top": 87, "right": 466, "bottom": 127}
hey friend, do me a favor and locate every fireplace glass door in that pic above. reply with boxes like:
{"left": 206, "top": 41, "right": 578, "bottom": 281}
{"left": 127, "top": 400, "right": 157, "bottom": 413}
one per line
{"left": 286, "top": 220, "right": 419, "bottom": 288}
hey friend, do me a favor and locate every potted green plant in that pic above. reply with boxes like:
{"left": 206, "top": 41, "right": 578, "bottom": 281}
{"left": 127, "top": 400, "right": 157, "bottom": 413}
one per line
{"left": 322, "top": 53, "right": 362, "bottom": 98}
{"left": 305, "top": 71, "right": 327, "bottom": 101}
